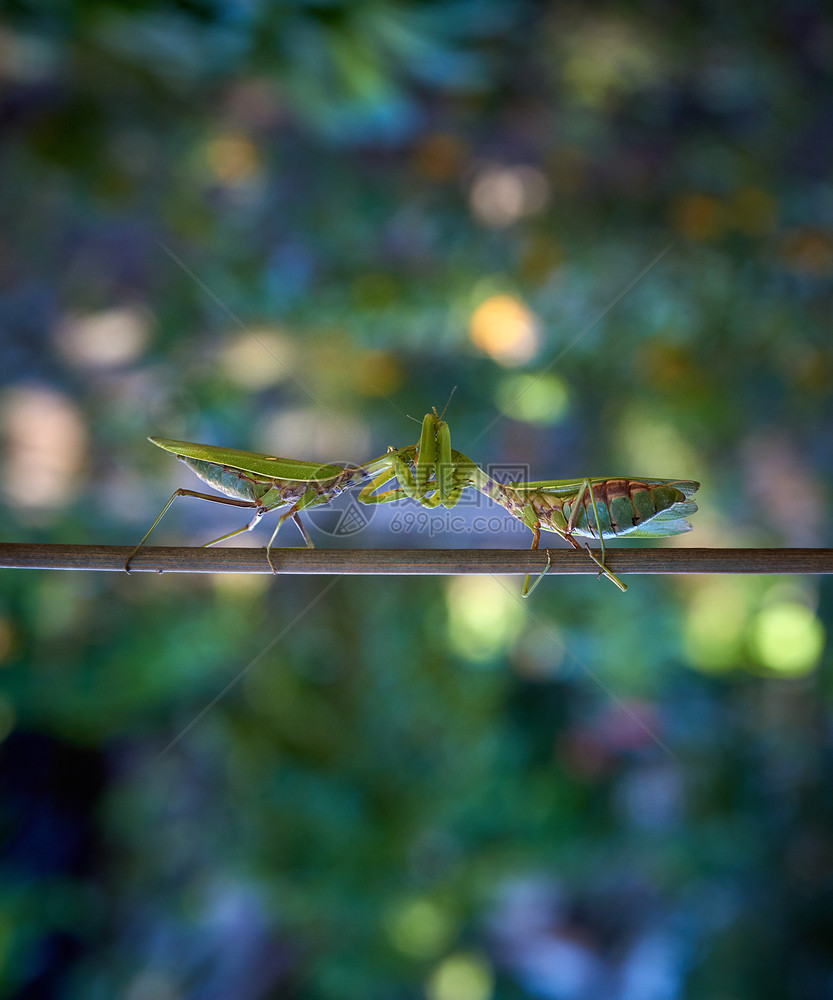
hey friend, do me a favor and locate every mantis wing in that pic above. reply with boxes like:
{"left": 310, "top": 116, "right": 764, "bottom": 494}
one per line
{"left": 148, "top": 437, "right": 348, "bottom": 483}
{"left": 508, "top": 477, "right": 699, "bottom": 497}
{"left": 608, "top": 514, "right": 697, "bottom": 538}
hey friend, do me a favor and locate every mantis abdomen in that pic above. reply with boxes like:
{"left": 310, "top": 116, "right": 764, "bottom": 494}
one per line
{"left": 481, "top": 477, "right": 699, "bottom": 541}
{"left": 178, "top": 456, "right": 302, "bottom": 505}
{"left": 548, "top": 479, "right": 696, "bottom": 539}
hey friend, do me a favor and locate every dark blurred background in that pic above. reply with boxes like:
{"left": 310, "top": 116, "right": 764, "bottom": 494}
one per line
{"left": 0, "top": 1, "right": 832, "bottom": 997}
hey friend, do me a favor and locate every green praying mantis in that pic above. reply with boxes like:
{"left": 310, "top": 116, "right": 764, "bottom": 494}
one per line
{"left": 124, "top": 438, "right": 386, "bottom": 574}
{"left": 356, "top": 410, "right": 699, "bottom": 594}
{"left": 126, "top": 411, "right": 700, "bottom": 595}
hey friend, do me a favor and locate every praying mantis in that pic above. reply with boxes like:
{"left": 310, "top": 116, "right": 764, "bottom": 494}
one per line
{"left": 124, "top": 420, "right": 471, "bottom": 572}
{"left": 127, "top": 412, "right": 699, "bottom": 595}
{"left": 358, "top": 410, "right": 700, "bottom": 595}
{"left": 124, "top": 438, "right": 383, "bottom": 572}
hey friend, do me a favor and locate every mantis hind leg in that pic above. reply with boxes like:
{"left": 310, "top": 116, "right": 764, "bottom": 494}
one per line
{"left": 201, "top": 499, "right": 313, "bottom": 574}
{"left": 202, "top": 506, "right": 270, "bottom": 548}
{"left": 521, "top": 520, "right": 576, "bottom": 598}
{"left": 125, "top": 489, "right": 261, "bottom": 572}
{"left": 521, "top": 518, "right": 548, "bottom": 598}
{"left": 263, "top": 501, "right": 315, "bottom": 573}
{"left": 568, "top": 480, "right": 628, "bottom": 592}
{"left": 522, "top": 548, "right": 552, "bottom": 599}
{"left": 264, "top": 485, "right": 348, "bottom": 572}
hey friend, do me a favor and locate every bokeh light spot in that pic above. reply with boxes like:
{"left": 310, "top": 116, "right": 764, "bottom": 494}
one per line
{"left": 470, "top": 165, "right": 549, "bottom": 227}
{"left": 0, "top": 386, "right": 87, "bottom": 510}
{"left": 386, "top": 897, "right": 455, "bottom": 959}
{"left": 56, "top": 306, "right": 151, "bottom": 368}
{"left": 469, "top": 295, "right": 540, "bottom": 366}
{"left": 495, "top": 373, "right": 569, "bottom": 426}
{"left": 204, "top": 132, "right": 261, "bottom": 185}
{"left": 218, "top": 330, "right": 297, "bottom": 389}
{"left": 560, "top": 17, "right": 663, "bottom": 106}
{"left": 685, "top": 579, "right": 752, "bottom": 672}
{"left": 749, "top": 602, "right": 825, "bottom": 676}
{"left": 426, "top": 953, "right": 493, "bottom": 1000}
{"left": 446, "top": 577, "right": 525, "bottom": 662}
{"left": 256, "top": 407, "right": 369, "bottom": 466}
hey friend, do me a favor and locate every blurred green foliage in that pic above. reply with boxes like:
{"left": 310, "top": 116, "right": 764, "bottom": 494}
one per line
{"left": 0, "top": 0, "right": 832, "bottom": 997}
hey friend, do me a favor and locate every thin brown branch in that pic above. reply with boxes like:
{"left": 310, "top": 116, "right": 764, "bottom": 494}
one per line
{"left": 0, "top": 544, "right": 832, "bottom": 576}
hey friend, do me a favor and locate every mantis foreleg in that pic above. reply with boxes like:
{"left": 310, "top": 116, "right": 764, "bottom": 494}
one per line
{"left": 358, "top": 413, "right": 467, "bottom": 510}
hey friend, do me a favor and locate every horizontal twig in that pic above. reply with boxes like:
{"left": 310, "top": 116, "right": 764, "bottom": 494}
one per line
{"left": 0, "top": 543, "right": 831, "bottom": 576}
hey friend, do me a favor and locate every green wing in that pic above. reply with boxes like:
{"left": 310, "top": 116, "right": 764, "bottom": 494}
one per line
{"left": 510, "top": 477, "right": 698, "bottom": 496}
{"left": 149, "top": 437, "right": 346, "bottom": 482}
{"left": 613, "top": 512, "right": 697, "bottom": 538}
